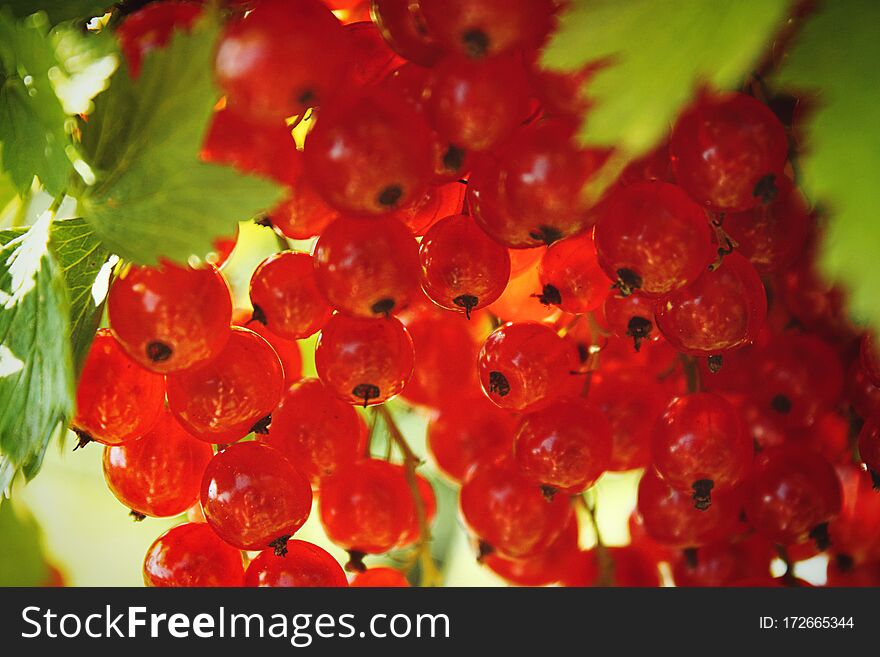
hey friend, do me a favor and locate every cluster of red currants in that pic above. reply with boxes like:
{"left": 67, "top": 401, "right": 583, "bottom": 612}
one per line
{"left": 71, "top": 0, "right": 880, "bottom": 587}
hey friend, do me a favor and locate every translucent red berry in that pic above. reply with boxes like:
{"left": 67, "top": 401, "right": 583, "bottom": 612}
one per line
{"left": 314, "top": 216, "right": 420, "bottom": 317}
{"left": 536, "top": 232, "right": 610, "bottom": 314}
{"left": 478, "top": 321, "right": 580, "bottom": 412}
{"left": 109, "top": 263, "right": 232, "bottom": 373}
{"left": 245, "top": 540, "right": 347, "bottom": 587}
{"left": 72, "top": 329, "right": 165, "bottom": 446}
{"left": 514, "top": 399, "right": 612, "bottom": 494}
{"left": 670, "top": 92, "right": 789, "bottom": 212}
{"left": 860, "top": 333, "right": 880, "bottom": 387}
{"left": 419, "top": 214, "right": 511, "bottom": 317}
{"left": 315, "top": 314, "right": 414, "bottom": 407}
{"left": 370, "top": 0, "right": 442, "bottom": 67}
{"left": 593, "top": 182, "right": 713, "bottom": 297}
{"left": 103, "top": 408, "right": 213, "bottom": 518}
{"left": 117, "top": 1, "right": 202, "bottom": 77}
{"left": 857, "top": 419, "right": 880, "bottom": 488}
{"left": 350, "top": 567, "right": 410, "bottom": 587}
{"left": 602, "top": 293, "right": 659, "bottom": 352}
{"left": 262, "top": 378, "right": 365, "bottom": 486}
{"left": 344, "top": 21, "right": 404, "bottom": 88}
{"left": 460, "top": 456, "right": 572, "bottom": 559}
{"left": 143, "top": 522, "right": 245, "bottom": 587}
{"left": 233, "top": 310, "right": 303, "bottom": 385}
{"left": 652, "top": 393, "right": 753, "bottom": 510}
{"left": 655, "top": 252, "right": 767, "bottom": 355}
{"left": 484, "top": 515, "right": 580, "bottom": 586}
{"left": 166, "top": 327, "right": 284, "bottom": 442}
{"left": 249, "top": 251, "right": 332, "bottom": 340}
{"left": 200, "top": 442, "right": 312, "bottom": 553}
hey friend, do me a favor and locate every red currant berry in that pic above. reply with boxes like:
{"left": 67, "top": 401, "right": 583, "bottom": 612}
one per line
{"left": 304, "top": 89, "right": 433, "bottom": 215}
{"left": 652, "top": 393, "right": 753, "bottom": 510}
{"left": 118, "top": 1, "right": 202, "bottom": 77}
{"left": 427, "top": 391, "right": 516, "bottom": 483}
{"left": 167, "top": 327, "right": 284, "bottom": 442}
{"left": 744, "top": 445, "right": 841, "bottom": 547}
{"left": 514, "top": 399, "right": 612, "bottom": 494}
{"left": 345, "top": 21, "right": 404, "bottom": 88}
{"left": 478, "top": 321, "right": 581, "bottom": 412}
{"left": 724, "top": 177, "right": 810, "bottom": 274}
{"left": 486, "top": 260, "right": 557, "bottom": 323}
{"left": 370, "top": 0, "right": 442, "bottom": 67}
{"left": 857, "top": 418, "right": 880, "bottom": 488}
{"left": 536, "top": 232, "right": 611, "bottom": 314}
{"left": 249, "top": 251, "right": 332, "bottom": 340}
{"left": 419, "top": 214, "right": 510, "bottom": 317}
{"left": 143, "top": 522, "right": 245, "bottom": 587}
{"left": 392, "top": 181, "right": 466, "bottom": 235}
{"left": 419, "top": 0, "right": 556, "bottom": 59}
{"left": 233, "top": 309, "right": 303, "bottom": 385}
{"left": 469, "top": 120, "right": 607, "bottom": 248}
{"left": 484, "top": 514, "right": 580, "bottom": 586}
{"left": 426, "top": 54, "right": 530, "bottom": 152}
{"left": 671, "top": 537, "right": 775, "bottom": 587}
{"left": 398, "top": 470, "right": 437, "bottom": 547}
{"left": 315, "top": 314, "right": 414, "bottom": 407}
{"left": 828, "top": 463, "right": 880, "bottom": 563}
{"left": 245, "top": 540, "right": 347, "bottom": 587}
{"left": 460, "top": 456, "right": 572, "bottom": 559}
{"left": 72, "top": 329, "right": 165, "bottom": 446}
{"left": 262, "top": 378, "right": 365, "bottom": 486}
{"left": 637, "top": 468, "right": 742, "bottom": 547}
{"left": 270, "top": 174, "right": 339, "bottom": 240}
{"left": 314, "top": 216, "right": 420, "bottom": 317}
{"left": 602, "top": 293, "right": 659, "bottom": 352}
{"left": 399, "top": 310, "right": 480, "bottom": 409}
{"left": 109, "top": 262, "right": 232, "bottom": 373}
{"left": 215, "top": 0, "right": 352, "bottom": 120}
{"left": 589, "top": 369, "right": 669, "bottom": 472}
{"left": 670, "top": 92, "right": 788, "bottom": 212}
{"left": 103, "top": 408, "right": 213, "bottom": 518}
{"left": 350, "top": 567, "right": 410, "bottom": 587}
{"left": 655, "top": 252, "right": 767, "bottom": 355}
{"left": 860, "top": 333, "right": 880, "bottom": 387}
{"left": 201, "top": 441, "right": 312, "bottom": 553}
{"left": 319, "top": 458, "right": 414, "bottom": 555}
{"left": 593, "top": 182, "right": 713, "bottom": 297}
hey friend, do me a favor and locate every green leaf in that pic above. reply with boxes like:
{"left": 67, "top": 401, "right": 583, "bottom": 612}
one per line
{"left": 0, "top": 212, "right": 73, "bottom": 492}
{"left": 2, "top": 0, "right": 110, "bottom": 25}
{"left": 50, "top": 218, "right": 113, "bottom": 371}
{"left": 773, "top": 2, "right": 880, "bottom": 334}
{"left": 541, "top": 0, "right": 791, "bottom": 193}
{"left": 0, "top": 10, "right": 73, "bottom": 194}
{"left": 49, "top": 22, "right": 119, "bottom": 116}
{"left": 79, "top": 19, "right": 284, "bottom": 265}
{"left": 0, "top": 498, "right": 48, "bottom": 586}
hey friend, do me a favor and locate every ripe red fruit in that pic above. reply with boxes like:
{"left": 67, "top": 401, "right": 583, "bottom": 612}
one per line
{"left": 315, "top": 314, "right": 414, "bottom": 407}
{"left": 561, "top": 547, "right": 663, "bottom": 587}
{"left": 860, "top": 333, "right": 880, "bottom": 387}
{"left": 399, "top": 311, "right": 480, "bottom": 408}
{"left": 484, "top": 515, "right": 580, "bottom": 586}
{"left": 262, "top": 378, "right": 365, "bottom": 486}
{"left": 745, "top": 445, "right": 842, "bottom": 547}
{"left": 270, "top": 174, "right": 339, "bottom": 240}
{"left": 828, "top": 463, "right": 880, "bottom": 564}
{"left": 103, "top": 409, "right": 213, "bottom": 518}
{"left": 117, "top": 1, "right": 202, "bottom": 77}
{"left": 350, "top": 567, "right": 410, "bottom": 587}
{"left": 314, "top": 216, "right": 420, "bottom": 317}
{"left": 344, "top": 21, "right": 404, "bottom": 88}
{"left": 655, "top": 252, "right": 767, "bottom": 355}
{"left": 671, "top": 537, "right": 775, "bottom": 587}
{"left": 460, "top": 457, "right": 572, "bottom": 559}
{"left": 304, "top": 89, "right": 433, "bottom": 215}
{"left": 245, "top": 540, "right": 348, "bottom": 587}
{"left": 537, "top": 232, "right": 611, "bottom": 314}
{"left": 392, "top": 181, "right": 466, "bottom": 234}
{"left": 215, "top": 0, "right": 352, "bottom": 120}
{"left": 589, "top": 369, "right": 669, "bottom": 472}
{"left": 398, "top": 471, "right": 437, "bottom": 547}
{"left": 857, "top": 419, "right": 880, "bottom": 488}
{"left": 637, "top": 468, "right": 741, "bottom": 547}
{"left": 319, "top": 459, "right": 415, "bottom": 554}
{"left": 426, "top": 54, "right": 530, "bottom": 152}
{"left": 200, "top": 442, "right": 312, "bottom": 553}
{"left": 370, "top": 0, "right": 442, "bottom": 67}
{"left": 427, "top": 392, "right": 516, "bottom": 483}
{"left": 419, "top": 214, "right": 511, "bottom": 317}
{"left": 593, "top": 182, "right": 713, "bottom": 297}
{"left": 143, "top": 522, "right": 245, "bottom": 587}
{"left": 232, "top": 310, "right": 303, "bottom": 384}
{"left": 469, "top": 121, "right": 608, "bottom": 248}
{"left": 514, "top": 400, "right": 613, "bottom": 494}
{"left": 109, "top": 263, "right": 232, "bottom": 373}
{"left": 419, "top": 0, "right": 556, "bottom": 59}
{"left": 602, "top": 293, "right": 659, "bottom": 352}
{"left": 652, "top": 393, "right": 753, "bottom": 510}
{"left": 478, "top": 321, "right": 581, "bottom": 412}
{"left": 72, "top": 329, "right": 165, "bottom": 446}
{"left": 724, "top": 177, "right": 811, "bottom": 274}
{"left": 166, "top": 327, "right": 284, "bottom": 442}
{"left": 670, "top": 92, "right": 788, "bottom": 212}
{"left": 249, "top": 251, "right": 332, "bottom": 340}
{"left": 486, "top": 260, "right": 557, "bottom": 323}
